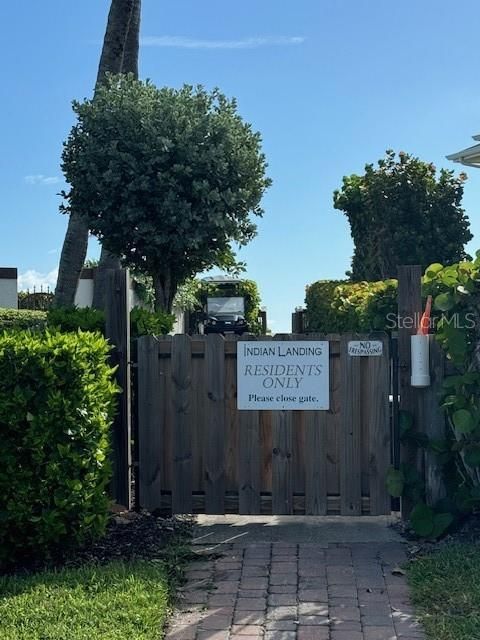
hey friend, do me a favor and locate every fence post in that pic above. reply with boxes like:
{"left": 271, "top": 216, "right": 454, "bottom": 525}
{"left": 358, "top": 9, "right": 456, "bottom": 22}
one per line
{"left": 421, "top": 336, "right": 447, "bottom": 506}
{"left": 105, "top": 268, "right": 132, "bottom": 509}
{"left": 397, "top": 265, "right": 423, "bottom": 519}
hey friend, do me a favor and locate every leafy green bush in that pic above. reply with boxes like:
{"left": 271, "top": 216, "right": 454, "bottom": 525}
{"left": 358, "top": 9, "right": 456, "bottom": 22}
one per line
{"left": 305, "top": 279, "right": 398, "bottom": 332}
{"left": 47, "top": 306, "right": 105, "bottom": 333}
{"left": 47, "top": 306, "right": 174, "bottom": 338}
{"left": 130, "top": 307, "right": 175, "bottom": 338}
{"left": 0, "top": 330, "right": 117, "bottom": 566}
{"left": 0, "top": 309, "right": 47, "bottom": 331}
{"left": 386, "top": 255, "right": 480, "bottom": 538}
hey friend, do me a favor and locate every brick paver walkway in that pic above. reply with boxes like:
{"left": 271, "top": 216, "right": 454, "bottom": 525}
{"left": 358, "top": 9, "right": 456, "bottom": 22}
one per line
{"left": 166, "top": 541, "right": 424, "bottom": 640}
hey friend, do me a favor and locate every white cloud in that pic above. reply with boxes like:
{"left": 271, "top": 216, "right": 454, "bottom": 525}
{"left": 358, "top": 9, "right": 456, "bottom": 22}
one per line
{"left": 47, "top": 248, "right": 59, "bottom": 255}
{"left": 140, "top": 35, "right": 306, "bottom": 49}
{"left": 24, "top": 174, "right": 61, "bottom": 186}
{"left": 18, "top": 268, "right": 58, "bottom": 292}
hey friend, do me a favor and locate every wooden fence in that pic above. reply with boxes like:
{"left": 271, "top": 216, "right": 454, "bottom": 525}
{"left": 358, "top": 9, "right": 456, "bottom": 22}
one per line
{"left": 136, "top": 333, "right": 392, "bottom": 516}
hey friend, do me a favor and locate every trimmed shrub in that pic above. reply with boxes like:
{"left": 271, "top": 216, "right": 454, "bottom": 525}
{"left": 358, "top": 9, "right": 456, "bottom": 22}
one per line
{"left": 305, "top": 279, "right": 398, "bottom": 333}
{"left": 130, "top": 307, "right": 175, "bottom": 339}
{"left": 0, "top": 309, "right": 47, "bottom": 331}
{"left": 47, "top": 306, "right": 174, "bottom": 338}
{"left": 0, "top": 330, "right": 117, "bottom": 566}
{"left": 47, "top": 306, "right": 105, "bottom": 333}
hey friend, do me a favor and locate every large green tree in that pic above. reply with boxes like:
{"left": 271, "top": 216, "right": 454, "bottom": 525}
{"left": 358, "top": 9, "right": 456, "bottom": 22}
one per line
{"left": 60, "top": 78, "right": 271, "bottom": 311}
{"left": 334, "top": 150, "right": 472, "bottom": 281}
{"left": 55, "top": 0, "right": 141, "bottom": 308}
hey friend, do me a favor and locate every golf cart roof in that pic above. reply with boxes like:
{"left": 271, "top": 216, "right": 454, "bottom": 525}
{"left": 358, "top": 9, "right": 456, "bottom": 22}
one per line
{"left": 201, "top": 275, "right": 243, "bottom": 284}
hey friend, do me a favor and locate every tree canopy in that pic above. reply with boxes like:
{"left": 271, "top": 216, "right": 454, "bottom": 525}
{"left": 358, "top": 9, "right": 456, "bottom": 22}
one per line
{"left": 333, "top": 150, "right": 472, "bottom": 281}
{"left": 61, "top": 76, "right": 271, "bottom": 310}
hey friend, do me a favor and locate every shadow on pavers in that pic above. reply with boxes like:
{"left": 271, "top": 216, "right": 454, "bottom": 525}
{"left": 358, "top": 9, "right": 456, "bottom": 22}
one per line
{"left": 192, "top": 515, "right": 402, "bottom": 549}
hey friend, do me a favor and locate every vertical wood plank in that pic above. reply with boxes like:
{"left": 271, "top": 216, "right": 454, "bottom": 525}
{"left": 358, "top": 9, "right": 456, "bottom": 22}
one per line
{"left": 238, "top": 335, "right": 261, "bottom": 514}
{"left": 367, "top": 334, "right": 391, "bottom": 515}
{"left": 272, "top": 334, "right": 293, "bottom": 515}
{"left": 340, "top": 334, "right": 362, "bottom": 515}
{"left": 204, "top": 334, "right": 226, "bottom": 514}
{"left": 105, "top": 268, "right": 131, "bottom": 509}
{"left": 305, "top": 410, "right": 328, "bottom": 515}
{"left": 398, "top": 265, "right": 423, "bottom": 518}
{"left": 224, "top": 335, "right": 239, "bottom": 492}
{"left": 171, "top": 334, "right": 192, "bottom": 513}
{"left": 326, "top": 339, "right": 341, "bottom": 501}
{"left": 423, "top": 336, "right": 447, "bottom": 506}
{"left": 191, "top": 336, "right": 206, "bottom": 493}
{"left": 239, "top": 409, "right": 261, "bottom": 514}
{"left": 137, "top": 336, "right": 163, "bottom": 511}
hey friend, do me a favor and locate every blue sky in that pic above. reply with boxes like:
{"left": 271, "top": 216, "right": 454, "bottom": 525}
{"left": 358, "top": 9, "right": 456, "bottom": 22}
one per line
{"left": 1, "top": 0, "right": 479, "bottom": 331}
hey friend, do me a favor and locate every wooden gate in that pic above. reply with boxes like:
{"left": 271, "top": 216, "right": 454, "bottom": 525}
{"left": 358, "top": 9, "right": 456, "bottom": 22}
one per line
{"left": 136, "top": 333, "right": 392, "bottom": 516}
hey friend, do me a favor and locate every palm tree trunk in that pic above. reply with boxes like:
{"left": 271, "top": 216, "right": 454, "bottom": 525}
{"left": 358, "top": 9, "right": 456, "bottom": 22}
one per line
{"left": 54, "top": 215, "right": 89, "bottom": 307}
{"left": 55, "top": 0, "right": 136, "bottom": 308}
{"left": 92, "top": 0, "right": 141, "bottom": 310}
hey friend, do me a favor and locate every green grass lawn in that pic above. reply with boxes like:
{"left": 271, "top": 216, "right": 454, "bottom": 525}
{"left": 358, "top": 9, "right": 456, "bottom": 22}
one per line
{"left": 0, "top": 560, "right": 174, "bottom": 640}
{"left": 408, "top": 544, "right": 480, "bottom": 640}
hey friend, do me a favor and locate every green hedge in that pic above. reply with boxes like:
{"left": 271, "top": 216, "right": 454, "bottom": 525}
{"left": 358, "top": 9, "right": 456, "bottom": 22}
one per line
{"left": 305, "top": 279, "right": 398, "bottom": 332}
{"left": 0, "top": 309, "right": 47, "bottom": 331}
{"left": 0, "top": 330, "right": 117, "bottom": 566}
{"left": 0, "top": 306, "right": 175, "bottom": 336}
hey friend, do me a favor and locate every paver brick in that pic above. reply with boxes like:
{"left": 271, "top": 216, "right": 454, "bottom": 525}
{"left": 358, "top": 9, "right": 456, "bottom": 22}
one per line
{"left": 329, "top": 619, "right": 362, "bottom": 631}
{"left": 213, "top": 580, "right": 240, "bottom": 593}
{"left": 363, "top": 626, "right": 397, "bottom": 640}
{"left": 241, "top": 577, "right": 268, "bottom": 590}
{"left": 197, "top": 631, "right": 230, "bottom": 640}
{"left": 298, "top": 588, "right": 328, "bottom": 601}
{"left": 165, "top": 625, "right": 197, "bottom": 639}
{"left": 265, "top": 620, "right": 298, "bottom": 631}
{"left": 298, "top": 602, "right": 329, "bottom": 616}
{"left": 297, "top": 626, "right": 330, "bottom": 640}
{"left": 264, "top": 632, "right": 296, "bottom": 640}
{"left": 328, "top": 585, "right": 358, "bottom": 598}
{"left": 329, "top": 605, "right": 361, "bottom": 621}
{"left": 266, "top": 605, "right": 298, "bottom": 621}
{"left": 242, "top": 566, "right": 269, "bottom": 577}
{"left": 269, "top": 574, "right": 297, "bottom": 586}
{"left": 240, "top": 588, "right": 268, "bottom": 597}
{"left": 331, "top": 631, "right": 364, "bottom": 640}
{"left": 216, "top": 570, "right": 241, "bottom": 581}
{"left": 236, "top": 597, "right": 267, "bottom": 611}
{"left": 298, "top": 615, "right": 329, "bottom": 626}
{"left": 198, "top": 616, "right": 233, "bottom": 630}
{"left": 270, "top": 562, "right": 297, "bottom": 572}
{"left": 268, "top": 594, "right": 297, "bottom": 606}
{"left": 269, "top": 585, "right": 297, "bottom": 594}
{"left": 208, "top": 593, "right": 237, "bottom": 606}
{"left": 230, "top": 625, "right": 265, "bottom": 636}
{"left": 233, "top": 611, "right": 265, "bottom": 625}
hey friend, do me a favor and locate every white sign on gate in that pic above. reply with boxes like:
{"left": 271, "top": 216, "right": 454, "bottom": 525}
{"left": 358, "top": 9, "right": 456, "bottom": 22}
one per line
{"left": 348, "top": 340, "right": 383, "bottom": 356}
{"left": 237, "top": 341, "right": 329, "bottom": 410}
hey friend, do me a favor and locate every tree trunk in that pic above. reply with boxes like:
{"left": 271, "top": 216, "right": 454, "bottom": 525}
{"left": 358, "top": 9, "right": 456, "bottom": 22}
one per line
{"left": 122, "top": 0, "right": 141, "bottom": 76}
{"left": 153, "top": 272, "right": 177, "bottom": 313}
{"left": 54, "top": 215, "right": 90, "bottom": 307}
{"left": 55, "top": 0, "right": 136, "bottom": 308}
{"left": 92, "top": 0, "right": 141, "bottom": 310}
{"left": 95, "top": 0, "right": 136, "bottom": 88}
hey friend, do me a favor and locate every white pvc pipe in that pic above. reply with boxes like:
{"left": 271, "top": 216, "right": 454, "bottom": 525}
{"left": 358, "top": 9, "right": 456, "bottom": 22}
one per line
{"left": 411, "top": 334, "right": 431, "bottom": 387}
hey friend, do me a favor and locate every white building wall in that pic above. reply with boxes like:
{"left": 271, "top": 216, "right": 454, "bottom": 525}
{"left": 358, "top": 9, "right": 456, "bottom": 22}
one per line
{"left": 0, "top": 269, "right": 18, "bottom": 309}
{"left": 74, "top": 278, "right": 95, "bottom": 308}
